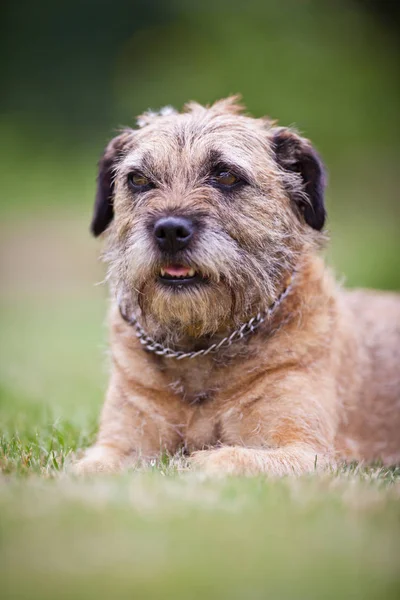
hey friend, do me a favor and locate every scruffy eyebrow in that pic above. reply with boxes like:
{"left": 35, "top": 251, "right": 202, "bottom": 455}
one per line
{"left": 201, "top": 149, "right": 252, "bottom": 183}
{"left": 119, "top": 151, "right": 161, "bottom": 180}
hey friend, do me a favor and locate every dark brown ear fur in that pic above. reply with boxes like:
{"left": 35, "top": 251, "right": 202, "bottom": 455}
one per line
{"left": 272, "top": 128, "right": 326, "bottom": 231}
{"left": 91, "top": 131, "right": 132, "bottom": 237}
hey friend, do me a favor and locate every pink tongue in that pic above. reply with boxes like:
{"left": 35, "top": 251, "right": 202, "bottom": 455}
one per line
{"left": 164, "top": 265, "right": 191, "bottom": 277}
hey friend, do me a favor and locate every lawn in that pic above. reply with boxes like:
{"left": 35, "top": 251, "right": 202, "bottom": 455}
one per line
{"left": 1, "top": 214, "right": 399, "bottom": 600}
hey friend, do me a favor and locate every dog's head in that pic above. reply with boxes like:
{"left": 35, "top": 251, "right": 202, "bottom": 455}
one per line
{"left": 91, "top": 97, "right": 326, "bottom": 341}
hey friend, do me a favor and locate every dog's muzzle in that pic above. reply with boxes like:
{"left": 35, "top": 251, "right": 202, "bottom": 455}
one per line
{"left": 153, "top": 216, "right": 194, "bottom": 253}
{"left": 152, "top": 215, "right": 202, "bottom": 288}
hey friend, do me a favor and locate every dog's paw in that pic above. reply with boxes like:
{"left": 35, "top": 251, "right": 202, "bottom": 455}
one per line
{"left": 189, "top": 445, "right": 330, "bottom": 477}
{"left": 189, "top": 447, "right": 252, "bottom": 476}
{"left": 72, "top": 445, "right": 124, "bottom": 475}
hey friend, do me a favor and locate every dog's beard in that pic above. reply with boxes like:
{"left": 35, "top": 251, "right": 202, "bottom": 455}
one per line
{"left": 138, "top": 279, "right": 234, "bottom": 341}
{"left": 104, "top": 223, "right": 300, "bottom": 344}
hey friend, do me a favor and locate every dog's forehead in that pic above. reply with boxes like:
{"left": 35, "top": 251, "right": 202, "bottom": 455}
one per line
{"left": 120, "top": 109, "right": 273, "bottom": 174}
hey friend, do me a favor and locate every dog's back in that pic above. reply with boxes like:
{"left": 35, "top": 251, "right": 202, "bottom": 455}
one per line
{"left": 336, "top": 289, "right": 400, "bottom": 464}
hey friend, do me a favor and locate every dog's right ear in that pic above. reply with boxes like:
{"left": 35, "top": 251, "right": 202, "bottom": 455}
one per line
{"left": 91, "top": 131, "right": 132, "bottom": 237}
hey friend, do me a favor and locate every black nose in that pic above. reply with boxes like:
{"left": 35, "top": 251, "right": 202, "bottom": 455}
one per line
{"left": 153, "top": 216, "right": 194, "bottom": 253}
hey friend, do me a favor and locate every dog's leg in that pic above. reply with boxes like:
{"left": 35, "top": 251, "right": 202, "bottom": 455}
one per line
{"left": 190, "top": 443, "right": 332, "bottom": 476}
{"left": 190, "top": 377, "right": 337, "bottom": 476}
{"left": 73, "top": 372, "right": 183, "bottom": 474}
{"left": 73, "top": 444, "right": 126, "bottom": 474}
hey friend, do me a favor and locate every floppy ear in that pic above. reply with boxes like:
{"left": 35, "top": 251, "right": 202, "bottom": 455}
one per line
{"left": 91, "top": 131, "right": 132, "bottom": 237}
{"left": 271, "top": 128, "right": 326, "bottom": 231}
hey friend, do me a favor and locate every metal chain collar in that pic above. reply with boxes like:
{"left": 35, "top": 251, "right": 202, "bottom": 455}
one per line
{"left": 119, "top": 276, "right": 294, "bottom": 360}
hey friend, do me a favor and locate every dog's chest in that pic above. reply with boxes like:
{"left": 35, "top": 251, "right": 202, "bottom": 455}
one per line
{"left": 166, "top": 361, "right": 219, "bottom": 404}
{"left": 168, "top": 372, "right": 219, "bottom": 406}
{"left": 162, "top": 358, "right": 254, "bottom": 451}
{"left": 162, "top": 360, "right": 222, "bottom": 446}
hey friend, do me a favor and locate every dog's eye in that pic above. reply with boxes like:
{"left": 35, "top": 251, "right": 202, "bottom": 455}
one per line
{"left": 214, "top": 171, "right": 240, "bottom": 187}
{"left": 128, "top": 173, "right": 152, "bottom": 189}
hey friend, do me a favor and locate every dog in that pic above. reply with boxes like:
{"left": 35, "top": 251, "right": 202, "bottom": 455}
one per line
{"left": 75, "top": 97, "right": 400, "bottom": 476}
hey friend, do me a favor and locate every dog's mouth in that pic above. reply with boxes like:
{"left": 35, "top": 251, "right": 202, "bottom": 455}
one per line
{"left": 158, "top": 264, "right": 207, "bottom": 287}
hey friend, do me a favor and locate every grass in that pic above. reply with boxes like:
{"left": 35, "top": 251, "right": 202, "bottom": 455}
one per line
{"left": 1, "top": 215, "right": 400, "bottom": 600}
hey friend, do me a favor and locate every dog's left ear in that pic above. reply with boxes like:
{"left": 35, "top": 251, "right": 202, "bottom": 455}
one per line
{"left": 91, "top": 131, "right": 132, "bottom": 237}
{"left": 271, "top": 128, "right": 326, "bottom": 231}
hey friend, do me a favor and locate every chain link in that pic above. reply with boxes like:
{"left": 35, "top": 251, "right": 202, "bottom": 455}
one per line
{"left": 119, "top": 277, "right": 294, "bottom": 360}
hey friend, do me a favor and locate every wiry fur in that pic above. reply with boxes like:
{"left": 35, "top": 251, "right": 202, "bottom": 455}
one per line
{"left": 100, "top": 97, "right": 322, "bottom": 343}
{"left": 76, "top": 97, "right": 400, "bottom": 477}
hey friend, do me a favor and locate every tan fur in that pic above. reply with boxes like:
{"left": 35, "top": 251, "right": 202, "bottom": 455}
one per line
{"left": 75, "top": 98, "right": 400, "bottom": 476}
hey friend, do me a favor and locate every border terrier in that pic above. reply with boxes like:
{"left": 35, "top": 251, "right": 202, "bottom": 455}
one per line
{"left": 75, "top": 97, "right": 400, "bottom": 476}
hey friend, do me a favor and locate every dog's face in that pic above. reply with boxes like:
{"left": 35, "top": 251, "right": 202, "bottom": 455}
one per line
{"left": 92, "top": 98, "right": 326, "bottom": 341}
